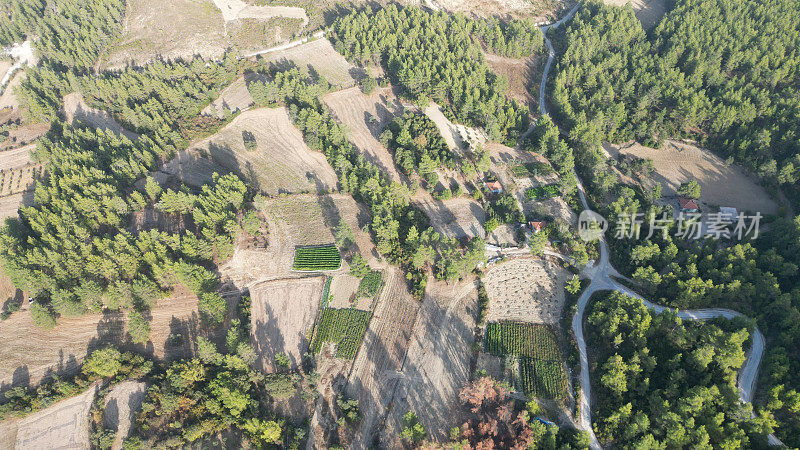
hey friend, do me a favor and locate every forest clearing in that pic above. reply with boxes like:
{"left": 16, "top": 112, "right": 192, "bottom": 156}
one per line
{"left": 191, "top": 107, "right": 339, "bottom": 195}
{"left": 323, "top": 85, "right": 406, "bottom": 183}
{"left": 603, "top": 0, "right": 667, "bottom": 28}
{"left": 259, "top": 38, "right": 356, "bottom": 88}
{"left": 604, "top": 141, "right": 779, "bottom": 214}
{"left": 483, "top": 258, "right": 571, "bottom": 325}
{"left": 414, "top": 196, "right": 486, "bottom": 239}
{"left": 484, "top": 52, "right": 540, "bottom": 110}
{"left": 250, "top": 276, "right": 324, "bottom": 373}
{"left": 63, "top": 93, "right": 139, "bottom": 140}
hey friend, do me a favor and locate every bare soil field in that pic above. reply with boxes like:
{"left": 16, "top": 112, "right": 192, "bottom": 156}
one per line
{"left": 324, "top": 86, "right": 406, "bottom": 183}
{"left": 328, "top": 274, "right": 363, "bottom": 310}
{"left": 414, "top": 196, "right": 486, "bottom": 239}
{"left": 483, "top": 258, "right": 570, "bottom": 325}
{"left": 0, "top": 191, "right": 34, "bottom": 220}
{"left": 604, "top": 141, "right": 779, "bottom": 215}
{"left": 259, "top": 38, "right": 356, "bottom": 87}
{"left": 0, "top": 417, "right": 19, "bottom": 449}
{"left": 346, "top": 267, "right": 421, "bottom": 447}
{"left": 250, "top": 276, "right": 324, "bottom": 373}
{"left": 476, "top": 352, "right": 504, "bottom": 380}
{"left": 63, "top": 93, "right": 139, "bottom": 140}
{"left": 192, "top": 107, "right": 338, "bottom": 195}
{"left": 486, "top": 223, "right": 519, "bottom": 246}
{"left": 156, "top": 148, "right": 229, "bottom": 188}
{"left": 604, "top": 0, "right": 666, "bottom": 28}
{"left": 103, "top": 381, "right": 147, "bottom": 449}
{"left": 0, "top": 72, "right": 23, "bottom": 111}
{"left": 0, "top": 288, "right": 200, "bottom": 393}
{"left": 220, "top": 194, "right": 377, "bottom": 290}
{"left": 14, "top": 383, "right": 98, "bottom": 450}
{"left": 381, "top": 278, "right": 478, "bottom": 445}
{"left": 485, "top": 53, "right": 540, "bottom": 110}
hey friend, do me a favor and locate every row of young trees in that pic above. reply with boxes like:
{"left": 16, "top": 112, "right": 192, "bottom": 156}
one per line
{"left": 329, "top": 5, "right": 532, "bottom": 145}
{"left": 247, "top": 69, "right": 486, "bottom": 296}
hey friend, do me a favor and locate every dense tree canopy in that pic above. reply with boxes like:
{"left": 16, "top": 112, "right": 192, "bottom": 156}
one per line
{"left": 330, "top": 4, "right": 534, "bottom": 144}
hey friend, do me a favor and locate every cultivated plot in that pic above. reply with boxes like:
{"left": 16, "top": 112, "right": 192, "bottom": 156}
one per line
{"left": 250, "top": 276, "right": 325, "bottom": 373}
{"left": 483, "top": 258, "right": 571, "bottom": 325}
{"left": 414, "top": 196, "right": 486, "bottom": 240}
{"left": 604, "top": 140, "right": 779, "bottom": 215}
{"left": 381, "top": 279, "right": 478, "bottom": 445}
{"left": 192, "top": 107, "right": 338, "bottom": 195}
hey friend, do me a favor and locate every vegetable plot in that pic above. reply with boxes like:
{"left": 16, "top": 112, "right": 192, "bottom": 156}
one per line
{"left": 524, "top": 184, "right": 559, "bottom": 200}
{"left": 293, "top": 245, "right": 341, "bottom": 271}
{"left": 486, "top": 322, "right": 568, "bottom": 401}
{"left": 310, "top": 307, "right": 371, "bottom": 359}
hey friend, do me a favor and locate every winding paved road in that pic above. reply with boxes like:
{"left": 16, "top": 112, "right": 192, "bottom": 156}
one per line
{"left": 535, "top": 4, "right": 782, "bottom": 448}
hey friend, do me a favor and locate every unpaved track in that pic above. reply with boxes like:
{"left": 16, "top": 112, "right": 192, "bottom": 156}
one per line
{"left": 537, "top": 4, "right": 783, "bottom": 447}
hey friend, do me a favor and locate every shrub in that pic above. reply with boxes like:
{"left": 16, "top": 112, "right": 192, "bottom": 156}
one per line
{"left": 83, "top": 347, "right": 123, "bottom": 379}
{"left": 30, "top": 302, "right": 56, "bottom": 329}
{"left": 127, "top": 310, "right": 150, "bottom": 344}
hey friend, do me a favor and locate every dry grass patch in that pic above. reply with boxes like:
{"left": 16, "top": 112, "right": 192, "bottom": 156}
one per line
{"left": 484, "top": 53, "right": 540, "bottom": 110}
{"left": 201, "top": 72, "right": 269, "bottom": 117}
{"left": 483, "top": 258, "right": 570, "bottom": 325}
{"left": 604, "top": 0, "right": 667, "bottom": 28}
{"left": 250, "top": 277, "right": 324, "bottom": 373}
{"left": 192, "top": 107, "right": 338, "bottom": 195}
{"left": 212, "top": 0, "right": 308, "bottom": 24}
{"left": 258, "top": 38, "right": 356, "bottom": 87}
{"left": 14, "top": 383, "right": 97, "bottom": 449}
{"left": 432, "top": 0, "right": 561, "bottom": 20}
{"left": 220, "top": 194, "right": 377, "bottom": 289}
{"left": 323, "top": 86, "right": 406, "bottom": 182}
{"left": 604, "top": 141, "right": 779, "bottom": 214}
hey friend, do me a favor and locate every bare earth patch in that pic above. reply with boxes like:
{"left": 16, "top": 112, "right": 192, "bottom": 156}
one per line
{"left": 430, "top": 0, "right": 560, "bottom": 20}
{"left": 201, "top": 72, "right": 268, "bottom": 117}
{"left": 328, "top": 274, "right": 362, "bottom": 310}
{"left": 14, "top": 383, "right": 98, "bottom": 450}
{"left": 424, "top": 102, "right": 487, "bottom": 154}
{"left": 259, "top": 38, "right": 357, "bottom": 88}
{"left": 191, "top": 107, "right": 338, "bottom": 195}
{"left": 483, "top": 258, "right": 570, "bottom": 325}
{"left": 324, "top": 86, "right": 406, "bottom": 183}
{"left": 414, "top": 196, "right": 486, "bottom": 240}
{"left": 63, "top": 93, "right": 139, "bottom": 140}
{"left": 103, "top": 381, "right": 147, "bottom": 449}
{"left": 604, "top": 0, "right": 666, "bottom": 28}
{"left": 381, "top": 279, "right": 478, "bottom": 445}
{"left": 212, "top": 0, "right": 308, "bottom": 25}
{"left": 250, "top": 277, "right": 324, "bottom": 373}
{"left": 604, "top": 141, "right": 779, "bottom": 214}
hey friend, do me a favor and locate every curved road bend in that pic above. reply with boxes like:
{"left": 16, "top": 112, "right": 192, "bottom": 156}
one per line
{"left": 535, "top": 5, "right": 783, "bottom": 448}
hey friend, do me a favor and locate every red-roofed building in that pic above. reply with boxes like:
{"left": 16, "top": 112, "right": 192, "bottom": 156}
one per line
{"left": 679, "top": 197, "right": 699, "bottom": 213}
{"left": 528, "top": 221, "right": 546, "bottom": 233}
{"left": 485, "top": 180, "right": 503, "bottom": 194}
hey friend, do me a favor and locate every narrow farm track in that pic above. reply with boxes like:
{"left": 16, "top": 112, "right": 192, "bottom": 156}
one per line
{"left": 536, "top": 4, "right": 784, "bottom": 448}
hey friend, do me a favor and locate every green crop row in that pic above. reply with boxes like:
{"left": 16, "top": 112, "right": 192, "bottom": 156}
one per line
{"left": 310, "top": 307, "right": 371, "bottom": 359}
{"left": 357, "top": 270, "right": 382, "bottom": 298}
{"left": 293, "top": 245, "right": 341, "bottom": 270}
{"left": 524, "top": 184, "right": 560, "bottom": 200}
{"left": 486, "top": 322, "right": 567, "bottom": 401}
